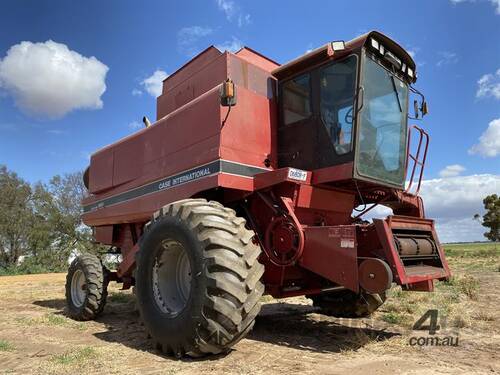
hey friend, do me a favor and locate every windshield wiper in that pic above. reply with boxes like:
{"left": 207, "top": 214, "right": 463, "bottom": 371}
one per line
{"left": 389, "top": 74, "right": 403, "bottom": 113}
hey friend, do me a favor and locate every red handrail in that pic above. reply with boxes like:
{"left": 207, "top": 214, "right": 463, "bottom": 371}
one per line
{"left": 405, "top": 125, "right": 429, "bottom": 196}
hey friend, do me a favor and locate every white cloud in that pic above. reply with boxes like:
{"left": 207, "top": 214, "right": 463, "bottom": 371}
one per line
{"left": 436, "top": 51, "right": 458, "bottom": 67}
{"left": 363, "top": 174, "right": 500, "bottom": 242}
{"left": 216, "top": 0, "right": 251, "bottom": 27}
{"left": 128, "top": 120, "right": 143, "bottom": 130}
{"left": 216, "top": 0, "right": 236, "bottom": 20}
{"left": 469, "top": 118, "right": 500, "bottom": 157}
{"left": 476, "top": 69, "right": 500, "bottom": 100}
{"left": 0, "top": 40, "right": 108, "bottom": 118}
{"left": 140, "top": 69, "right": 168, "bottom": 97}
{"left": 238, "top": 13, "right": 251, "bottom": 27}
{"left": 439, "top": 164, "right": 466, "bottom": 177}
{"left": 216, "top": 37, "right": 243, "bottom": 53}
{"left": 420, "top": 174, "right": 500, "bottom": 241}
{"left": 494, "top": 0, "right": 500, "bottom": 13}
{"left": 178, "top": 26, "right": 213, "bottom": 56}
{"left": 131, "top": 88, "right": 142, "bottom": 96}
{"left": 178, "top": 26, "right": 213, "bottom": 44}
{"left": 450, "top": 0, "right": 500, "bottom": 14}
{"left": 429, "top": 175, "right": 496, "bottom": 217}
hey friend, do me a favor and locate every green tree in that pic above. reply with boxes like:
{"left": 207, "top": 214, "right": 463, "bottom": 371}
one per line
{"left": 0, "top": 165, "right": 35, "bottom": 267}
{"left": 474, "top": 194, "right": 500, "bottom": 243}
{"left": 29, "top": 171, "right": 103, "bottom": 271}
{"left": 0, "top": 166, "right": 104, "bottom": 274}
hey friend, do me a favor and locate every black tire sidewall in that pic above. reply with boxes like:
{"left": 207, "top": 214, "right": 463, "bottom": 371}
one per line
{"left": 136, "top": 214, "right": 207, "bottom": 344}
{"left": 66, "top": 255, "right": 104, "bottom": 318}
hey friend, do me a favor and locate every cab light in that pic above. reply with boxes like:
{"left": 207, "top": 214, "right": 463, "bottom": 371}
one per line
{"left": 384, "top": 51, "right": 402, "bottom": 69}
{"left": 331, "top": 41, "right": 346, "bottom": 51}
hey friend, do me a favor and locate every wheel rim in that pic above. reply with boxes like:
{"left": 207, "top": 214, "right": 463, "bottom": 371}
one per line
{"left": 152, "top": 239, "right": 192, "bottom": 315}
{"left": 71, "top": 269, "right": 87, "bottom": 307}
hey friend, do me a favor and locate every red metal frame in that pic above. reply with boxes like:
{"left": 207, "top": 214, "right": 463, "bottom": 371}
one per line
{"left": 373, "top": 216, "right": 450, "bottom": 290}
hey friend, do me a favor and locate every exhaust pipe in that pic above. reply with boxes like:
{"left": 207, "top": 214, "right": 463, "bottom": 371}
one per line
{"left": 143, "top": 116, "right": 152, "bottom": 128}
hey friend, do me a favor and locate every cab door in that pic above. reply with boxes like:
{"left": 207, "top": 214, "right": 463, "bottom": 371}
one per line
{"left": 278, "top": 55, "right": 358, "bottom": 171}
{"left": 278, "top": 72, "right": 319, "bottom": 170}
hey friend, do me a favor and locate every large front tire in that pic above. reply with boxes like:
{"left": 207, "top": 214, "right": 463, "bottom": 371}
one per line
{"left": 135, "top": 199, "right": 264, "bottom": 358}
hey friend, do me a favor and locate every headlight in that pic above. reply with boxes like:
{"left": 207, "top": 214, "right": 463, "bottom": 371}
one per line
{"left": 408, "top": 68, "right": 414, "bottom": 78}
{"left": 370, "top": 38, "right": 379, "bottom": 50}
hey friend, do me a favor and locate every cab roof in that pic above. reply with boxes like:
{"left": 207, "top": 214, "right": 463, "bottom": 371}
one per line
{"left": 272, "top": 31, "right": 417, "bottom": 83}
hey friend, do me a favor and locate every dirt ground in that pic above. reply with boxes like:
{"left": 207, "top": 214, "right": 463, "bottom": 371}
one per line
{"left": 0, "top": 252, "right": 499, "bottom": 375}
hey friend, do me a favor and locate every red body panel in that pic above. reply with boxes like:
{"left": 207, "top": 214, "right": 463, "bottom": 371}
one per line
{"left": 83, "top": 47, "right": 278, "bottom": 226}
{"left": 300, "top": 225, "right": 359, "bottom": 292}
{"left": 87, "top": 88, "right": 222, "bottom": 196}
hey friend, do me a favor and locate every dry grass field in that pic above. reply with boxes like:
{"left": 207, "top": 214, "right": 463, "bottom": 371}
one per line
{"left": 0, "top": 243, "right": 498, "bottom": 374}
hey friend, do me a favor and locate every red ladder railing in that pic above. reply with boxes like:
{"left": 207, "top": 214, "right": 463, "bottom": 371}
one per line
{"left": 405, "top": 125, "right": 429, "bottom": 196}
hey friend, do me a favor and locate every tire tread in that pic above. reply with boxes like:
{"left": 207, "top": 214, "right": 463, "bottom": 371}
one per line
{"left": 138, "top": 198, "right": 264, "bottom": 357}
{"left": 65, "top": 253, "right": 108, "bottom": 321}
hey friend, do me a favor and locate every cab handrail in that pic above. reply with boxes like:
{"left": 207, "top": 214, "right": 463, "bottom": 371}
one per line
{"left": 405, "top": 125, "right": 429, "bottom": 196}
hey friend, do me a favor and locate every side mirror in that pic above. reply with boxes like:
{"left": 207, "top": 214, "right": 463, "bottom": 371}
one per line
{"left": 409, "top": 86, "right": 428, "bottom": 119}
{"left": 220, "top": 79, "right": 236, "bottom": 107}
{"left": 421, "top": 101, "right": 429, "bottom": 116}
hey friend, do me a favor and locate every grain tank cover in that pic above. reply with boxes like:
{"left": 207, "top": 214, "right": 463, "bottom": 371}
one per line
{"left": 156, "top": 46, "right": 280, "bottom": 120}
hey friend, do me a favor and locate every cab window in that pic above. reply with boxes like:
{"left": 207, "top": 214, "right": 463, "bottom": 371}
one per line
{"left": 319, "top": 56, "right": 357, "bottom": 155}
{"left": 282, "top": 73, "right": 311, "bottom": 125}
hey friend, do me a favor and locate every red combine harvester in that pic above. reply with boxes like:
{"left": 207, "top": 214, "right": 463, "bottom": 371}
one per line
{"left": 66, "top": 31, "right": 451, "bottom": 357}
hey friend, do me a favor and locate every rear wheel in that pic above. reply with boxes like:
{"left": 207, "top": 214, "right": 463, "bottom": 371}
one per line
{"left": 65, "top": 253, "right": 108, "bottom": 320}
{"left": 135, "top": 198, "right": 264, "bottom": 358}
{"left": 310, "top": 290, "right": 386, "bottom": 318}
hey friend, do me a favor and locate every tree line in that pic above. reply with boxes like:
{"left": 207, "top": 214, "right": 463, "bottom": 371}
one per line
{"left": 0, "top": 165, "right": 102, "bottom": 275}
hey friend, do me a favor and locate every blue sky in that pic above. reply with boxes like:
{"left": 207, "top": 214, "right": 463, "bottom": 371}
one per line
{"left": 0, "top": 0, "right": 499, "bottom": 241}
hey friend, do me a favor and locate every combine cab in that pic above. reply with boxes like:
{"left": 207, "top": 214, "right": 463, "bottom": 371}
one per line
{"left": 66, "top": 31, "right": 450, "bottom": 357}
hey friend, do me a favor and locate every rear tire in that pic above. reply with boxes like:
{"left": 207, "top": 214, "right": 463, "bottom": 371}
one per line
{"left": 65, "top": 253, "right": 108, "bottom": 321}
{"left": 135, "top": 198, "right": 264, "bottom": 358}
{"left": 310, "top": 290, "right": 386, "bottom": 318}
